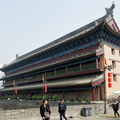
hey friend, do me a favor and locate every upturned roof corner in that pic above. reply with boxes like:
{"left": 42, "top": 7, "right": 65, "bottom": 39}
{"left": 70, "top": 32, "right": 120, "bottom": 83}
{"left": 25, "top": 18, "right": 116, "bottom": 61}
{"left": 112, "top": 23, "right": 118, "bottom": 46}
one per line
{"left": 105, "top": 2, "right": 115, "bottom": 17}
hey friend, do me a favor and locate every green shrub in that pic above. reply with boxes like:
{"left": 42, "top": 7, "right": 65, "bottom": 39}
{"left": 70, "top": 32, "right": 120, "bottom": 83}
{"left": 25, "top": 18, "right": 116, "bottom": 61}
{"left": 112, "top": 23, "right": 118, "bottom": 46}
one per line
{"left": 4, "top": 96, "right": 8, "bottom": 99}
{"left": 36, "top": 96, "right": 43, "bottom": 100}
{"left": 32, "top": 95, "right": 37, "bottom": 100}
{"left": 85, "top": 99, "right": 91, "bottom": 103}
{"left": 7, "top": 95, "right": 16, "bottom": 99}
{"left": 25, "top": 97, "right": 31, "bottom": 100}
{"left": 29, "top": 97, "right": 32, "bottom": 100}
{"left": 69, "top": 98, "right": 74, "bottom": 102}
{"left": 7, "top": 95, "right": 11, "bottom": 98}
{"left": 52, "top": 95, "right": 59, "bottom": 101}
{"left": 12, "top": 96, "right": 17, "bottom": 100}
{"left": 43, "top": 95, "right": 50, "bottom": 100}
{"left": 78, "top": 98, "right": 83, "bottom": 103}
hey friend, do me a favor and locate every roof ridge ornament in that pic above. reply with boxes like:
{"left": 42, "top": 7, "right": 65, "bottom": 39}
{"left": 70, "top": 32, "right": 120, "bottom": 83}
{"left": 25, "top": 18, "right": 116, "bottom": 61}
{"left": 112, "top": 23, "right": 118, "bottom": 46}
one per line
{"left": 16, "top": 54, "right": 19, "bottom": 59}
{"left": 105, "top": 2, "right": 115, "bottom": 16}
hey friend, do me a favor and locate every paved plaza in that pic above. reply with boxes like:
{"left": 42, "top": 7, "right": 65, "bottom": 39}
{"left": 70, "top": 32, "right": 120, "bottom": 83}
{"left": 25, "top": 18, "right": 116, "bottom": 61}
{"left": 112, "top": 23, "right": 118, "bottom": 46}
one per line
{"left": 6, "top": 115, "right": 120, "bottom": 120}
{"left": 0, "top": 100, "right": 120, "bottom": 120}
{"left": 7, "top": 117, "right": 120, "bottom": 120}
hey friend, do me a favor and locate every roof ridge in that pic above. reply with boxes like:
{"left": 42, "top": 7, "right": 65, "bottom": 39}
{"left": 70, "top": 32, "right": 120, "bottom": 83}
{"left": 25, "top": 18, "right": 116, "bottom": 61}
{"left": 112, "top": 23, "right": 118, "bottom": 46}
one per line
{"left": 17, "top": 16, "right": 106, "bottom": 60}
{"left": 2, "top": 3, "right": 116, "bottom": 68}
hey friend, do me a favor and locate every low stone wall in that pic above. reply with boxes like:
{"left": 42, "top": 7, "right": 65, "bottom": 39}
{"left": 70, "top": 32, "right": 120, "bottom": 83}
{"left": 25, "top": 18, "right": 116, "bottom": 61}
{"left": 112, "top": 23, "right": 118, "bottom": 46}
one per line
{"left": 0, "top": 100, "right": 114, "bottom": 120}
{"left": 0, "top": 100, "right": 39, "bottom": 110}
{"left": 0, "top": 100, "right": 104, "bottom": 110}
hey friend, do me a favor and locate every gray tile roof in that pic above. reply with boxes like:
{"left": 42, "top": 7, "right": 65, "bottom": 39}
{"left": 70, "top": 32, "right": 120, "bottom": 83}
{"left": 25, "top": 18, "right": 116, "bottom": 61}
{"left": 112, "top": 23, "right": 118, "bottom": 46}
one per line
{"left": 7, "top": 16, "right": 106, "bottom": 65}
{"left": 3, "top": 4, "right": 115, "bottom": 69}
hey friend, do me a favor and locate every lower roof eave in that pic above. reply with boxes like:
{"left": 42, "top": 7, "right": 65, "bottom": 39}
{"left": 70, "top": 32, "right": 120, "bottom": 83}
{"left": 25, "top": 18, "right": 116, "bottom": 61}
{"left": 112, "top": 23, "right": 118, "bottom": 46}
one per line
{"left": 0, "top": 78, "right": 104, "bottom": 93}
{"left": 0, "top": 82, "right": 91, "bottom": 92}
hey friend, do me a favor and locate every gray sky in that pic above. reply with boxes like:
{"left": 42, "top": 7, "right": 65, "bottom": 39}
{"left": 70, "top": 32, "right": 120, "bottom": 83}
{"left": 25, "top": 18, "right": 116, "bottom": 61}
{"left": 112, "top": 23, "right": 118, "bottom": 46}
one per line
{"left": 0, "top": 0, "right": 120, "bottom": 66}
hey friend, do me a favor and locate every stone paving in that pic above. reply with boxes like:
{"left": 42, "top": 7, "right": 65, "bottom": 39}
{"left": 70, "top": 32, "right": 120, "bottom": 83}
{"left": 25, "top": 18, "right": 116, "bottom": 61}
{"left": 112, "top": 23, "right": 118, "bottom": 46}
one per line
{"left": 2, "top": 115, "right": 120, "bottom": 120}
{"left": 1, "top": 110, "right": 120, "bottom": 120}
{"left": 1, "top": 101, "right": 120, "bottom": 120}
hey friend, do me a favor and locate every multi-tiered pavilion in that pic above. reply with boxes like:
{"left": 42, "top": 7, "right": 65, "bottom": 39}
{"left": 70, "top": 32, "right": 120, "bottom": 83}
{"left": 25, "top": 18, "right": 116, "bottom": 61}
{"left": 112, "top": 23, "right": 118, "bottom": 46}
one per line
{"left": 0, "top": 4, "right": 120, "bottom": 101}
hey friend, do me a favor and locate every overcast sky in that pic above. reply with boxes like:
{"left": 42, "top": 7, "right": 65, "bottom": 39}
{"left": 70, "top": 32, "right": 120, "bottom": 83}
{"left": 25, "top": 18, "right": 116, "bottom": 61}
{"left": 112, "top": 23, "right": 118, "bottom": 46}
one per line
{"left": 0, "top": 0, "right": 120, "bottom": 66}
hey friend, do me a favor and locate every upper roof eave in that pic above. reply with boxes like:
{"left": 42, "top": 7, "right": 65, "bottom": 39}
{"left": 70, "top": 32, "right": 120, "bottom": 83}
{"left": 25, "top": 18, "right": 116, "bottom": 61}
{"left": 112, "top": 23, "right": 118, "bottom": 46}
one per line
{"left": 1, "top": 17, "right": 107, "bottom": 70}
{"left": 2, "top": 3, "right": 118, "bottom": 70}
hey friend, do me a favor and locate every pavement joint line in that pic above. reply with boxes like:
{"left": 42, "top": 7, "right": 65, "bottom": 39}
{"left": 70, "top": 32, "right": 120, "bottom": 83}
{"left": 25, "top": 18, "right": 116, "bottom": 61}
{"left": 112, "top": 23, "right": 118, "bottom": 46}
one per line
{"left": 96, "top": 114, "right": 118, "bottom": 118}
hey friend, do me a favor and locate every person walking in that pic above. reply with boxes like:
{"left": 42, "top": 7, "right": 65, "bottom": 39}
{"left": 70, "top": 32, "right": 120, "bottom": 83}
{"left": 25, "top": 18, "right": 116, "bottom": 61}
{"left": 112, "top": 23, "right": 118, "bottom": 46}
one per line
{"left": 58, "top": 99, "right": 67, "bottom": 120}
{"left": 112, "top": 99, "right": 120, "bottom": 118}
{"left": 40, "top": 100, "right": 51, "bottom": 120}
{"left": 118, "top": 95, "right": 120, "bottom": 108}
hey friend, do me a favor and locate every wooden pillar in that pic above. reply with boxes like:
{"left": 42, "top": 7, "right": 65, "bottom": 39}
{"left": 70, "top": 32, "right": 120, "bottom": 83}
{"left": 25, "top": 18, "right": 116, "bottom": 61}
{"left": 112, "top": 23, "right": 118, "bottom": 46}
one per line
{"left": 100, "top": 56, "right": 103, "bottom": 69}
{"left": 99, "top": 86, "right": 103, "bottom": 101}
{"left": 62, "top": 91, "right": 65, "bottom": 99}
{"left": 51, "top": 91, "right": 53, "bottom": 99}
{"left": 76, "top": 90, "right": 79, "bottom": 101}
{"left": 30, "top": 92, "right": 33, "bottom": 97}
{"left": 22, "top": 93, "right": 24, "bottom": 99}
{"left": 24, "top": 92, "right": 26, "bottom": 98}
{"left": 92, "top": 89, "right": 96, "bottom": 101}
{"left": 45, "top": 72, "right": 46, "bottom": 78}
{"left": 96, "top": 59, "right": 98, "bottom": 69}
{"left": 42, "top": 91, "right": 44, "bottom": 97}
{"left": 54, "top": 69, "right": 56, "bottom": 76}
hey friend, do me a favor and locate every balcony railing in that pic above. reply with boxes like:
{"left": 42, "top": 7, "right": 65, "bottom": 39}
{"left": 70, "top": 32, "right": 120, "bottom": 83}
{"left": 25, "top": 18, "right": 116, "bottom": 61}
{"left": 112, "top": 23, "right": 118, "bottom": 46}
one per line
{"left": 82, "top": 63, "right": 96, "bottom": 71}
{"left": 68, "top": 65, "right": 80, "bottom": 73}
{"left": 3, "top": 61, "right": 101, "bottom": 87}
{"left": 56, "top": 68, "right": 66, "bottom": 76}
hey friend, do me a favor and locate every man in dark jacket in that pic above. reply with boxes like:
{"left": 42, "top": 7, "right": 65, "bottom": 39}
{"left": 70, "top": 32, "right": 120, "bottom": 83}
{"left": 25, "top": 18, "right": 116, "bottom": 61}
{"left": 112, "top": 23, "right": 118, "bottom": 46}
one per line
{"left": 40, "top": 100, "right": 51, "bottom": 120}
{"left": 58, "top": 99, "right": 67, "bottom": 120}
{"left": 112, "top": 99, "right": 119, "bottom": 118}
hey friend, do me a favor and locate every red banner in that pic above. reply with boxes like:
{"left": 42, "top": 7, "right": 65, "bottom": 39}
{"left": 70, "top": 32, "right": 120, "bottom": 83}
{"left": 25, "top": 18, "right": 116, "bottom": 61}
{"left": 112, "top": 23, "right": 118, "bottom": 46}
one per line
{"left": 44, "top": 84, "right": 47, "bottom": 93}
{"left": 14, "top": 88, "right": 18, "bottom": 94}
{"left": 104, "top": 58, "right": 107, "bottom": 67}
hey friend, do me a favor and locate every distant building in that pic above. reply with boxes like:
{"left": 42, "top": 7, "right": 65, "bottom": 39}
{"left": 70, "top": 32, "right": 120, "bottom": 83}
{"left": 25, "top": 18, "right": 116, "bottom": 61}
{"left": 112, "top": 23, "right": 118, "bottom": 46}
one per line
{"left": 0, "top": 4, "right": 120, "bottom": 101}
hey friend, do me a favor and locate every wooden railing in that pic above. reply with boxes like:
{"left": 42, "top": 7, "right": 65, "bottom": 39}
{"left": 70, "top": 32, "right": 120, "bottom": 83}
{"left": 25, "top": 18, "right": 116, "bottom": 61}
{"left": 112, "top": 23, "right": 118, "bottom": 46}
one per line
{"left": 3, "top": 60, "right": 102, "bottom": 87}
{"left": 5, "top": 44, "right": 101, "bottom": 77}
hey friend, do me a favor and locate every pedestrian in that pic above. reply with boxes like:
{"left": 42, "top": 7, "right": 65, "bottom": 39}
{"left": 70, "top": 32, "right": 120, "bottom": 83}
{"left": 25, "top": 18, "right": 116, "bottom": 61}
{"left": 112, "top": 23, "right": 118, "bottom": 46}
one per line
{"left": 112, "top": 99, "right": 120, "bottom": 118}
{"left": 40, "top": 100, "right": 51, "bottom": 120}
{"left": 118, "top": 95, "right": 120, "bottom": 108}
{"left": 58, "top": 99, "right": 67, "bottom": 120}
